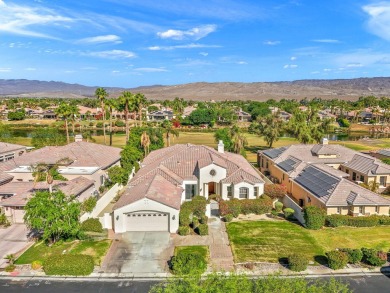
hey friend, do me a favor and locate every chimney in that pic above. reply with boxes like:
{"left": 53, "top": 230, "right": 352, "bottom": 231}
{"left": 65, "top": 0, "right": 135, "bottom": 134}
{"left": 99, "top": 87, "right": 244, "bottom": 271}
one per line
{"left": 218, "top": 140, "right": 224, "bottom": 153}
{"left": 321, "top": 137, "right": 329, "bottom": 145}
{"left": 75, "top": 134, "right": 83, "bottom": 142}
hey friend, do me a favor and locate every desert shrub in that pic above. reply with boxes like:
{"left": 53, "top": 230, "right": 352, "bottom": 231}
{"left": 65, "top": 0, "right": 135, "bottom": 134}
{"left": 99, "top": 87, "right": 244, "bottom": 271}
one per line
{"left": 274, "top": 201, "right": 283, "bottom": 212}
{"left": 283, "top": 208, "right": 295, "bottom": 220}
{"left": 224, "top": 214, "right": 234, "bottom": 222}
{"left": 80, "top": 218, "right": 103, "bottom": 233}
{"left": 44, "top": 254, "right": 94, "bottom": 276}
{"left": 171, "top": 250, "right": 207, "bottom": 275}
{"left": 192, "top": 217, "right": 200, "bottom": 229}
{"left": 179, "top": 208, "right": 191, "bottom": 227}
{"left": 264, "top": 184, "right": 287, "bottom": 199}
{"left": 340, "top": 248, "right": 363, "bottom": 264}
{"left": 361, "top": 248, "right": 387, "bottom": 267}
{"left": 115, "top": 120, "right": 125, "bottom": 127}
{"left": 178, "top": 226, "right": 190, "bottom": 236}
{"left": 5, "top": 265, "right": 15, "bottom": 272}
{"left": 288, "top": 254, "right": 308, "bottom": 272}
{"left": 196, "top": 224, "right": 208, "bottom": 236}
{"left": 326, "top": 250, "right": 348, "bottom": 270}
{"left": 31, "top": 260, "right": 43, "bottom": 270}
{"left": 199, "top": 215, "right": 208, "bottom": 225}
{"left": 303, "top": 206, "right": 326, "bottom": 230}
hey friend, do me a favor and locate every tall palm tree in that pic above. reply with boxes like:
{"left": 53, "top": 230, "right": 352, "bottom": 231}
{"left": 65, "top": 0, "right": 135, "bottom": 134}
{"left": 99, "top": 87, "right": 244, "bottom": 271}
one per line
{"left": 140, "top": 131, "right": 151, "bottom": 156}
{"left": 134, "top": 93, "right": 147, "bottom": 126}
{"left": 118, "top": 91, "right": 134, "bottom": 142}
{"left": 232, "top": 132, "right": 248, "bottom": 155}
{"left": 55, "top": 103, "right": 72, "bottom": 144}
{"left": 161, "top": 120, "right": 179, "bottom": 147}
{"left": 105, "top": 98, "right": 118, "bottom": 146}
{"left": 69, "top": 104, "right": 80, "bottom": 135}
{"left": 95, "top": 87, "right": 108, "bottom": 145}
{"left": 32, "top": 163, "right": 55, "bottom": 194}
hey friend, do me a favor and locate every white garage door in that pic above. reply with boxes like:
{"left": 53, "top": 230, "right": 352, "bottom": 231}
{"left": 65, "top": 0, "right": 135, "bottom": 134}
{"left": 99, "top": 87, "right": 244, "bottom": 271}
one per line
{"left": 125, "top": 211, "right": 169, "bottom": 232}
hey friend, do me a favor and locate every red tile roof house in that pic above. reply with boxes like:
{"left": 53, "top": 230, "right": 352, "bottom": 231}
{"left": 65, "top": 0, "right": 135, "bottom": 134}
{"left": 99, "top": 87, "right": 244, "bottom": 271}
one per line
{"left": 0, "top": 177, "right": 95, "bottom": 224}
{"left": 0, "top": 142, "right": 27, "bottom": 163}
{"left": 113, "top": 141, "right": 265, "bottom": 233}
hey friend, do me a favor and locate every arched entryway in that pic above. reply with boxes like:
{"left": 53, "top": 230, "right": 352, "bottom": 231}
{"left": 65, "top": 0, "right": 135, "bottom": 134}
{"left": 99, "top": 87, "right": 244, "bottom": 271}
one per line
{"left": 208, "top": 182, "right": 216, "bottom": 195}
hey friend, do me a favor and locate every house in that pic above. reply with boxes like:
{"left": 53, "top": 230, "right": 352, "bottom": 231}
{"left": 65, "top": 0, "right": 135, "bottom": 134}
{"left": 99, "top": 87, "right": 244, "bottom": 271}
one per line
{"left": 236, "top": 109, "right": 252, "bottom": 122}
{"left": 370, "top": 149, "right": 390, "bottom": 161}
{"left": 113, "top": 141, "right": 265, "bottom": 233}
{"left": 0, "top": 140, "right": 121, "bottom": 189}
{"left": 0, "top": 177, "right": 95, "bottom": 224}
{"left": 182, "top": 106, "right": 197, "bottom": 118}
{"left": 258, "top": 139, "right": 390, "bottom": 215}
{"left": 0, "top": 142, "right": 27, "bottom": 163}
{"left": 147, "top": 109, "right": 174, "bottom": 121}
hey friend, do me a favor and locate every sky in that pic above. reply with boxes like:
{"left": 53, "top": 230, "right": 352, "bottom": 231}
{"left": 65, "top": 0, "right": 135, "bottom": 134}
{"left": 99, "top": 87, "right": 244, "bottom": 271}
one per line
{"left": 1, "top": 0, "right": 390, "bottom": 87}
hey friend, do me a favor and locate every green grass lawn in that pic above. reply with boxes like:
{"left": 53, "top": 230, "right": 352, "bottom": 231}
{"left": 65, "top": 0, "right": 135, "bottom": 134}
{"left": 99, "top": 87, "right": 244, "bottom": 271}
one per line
{"left": 15, "top": 239, "right": 111, "bottom": 266}
{"left": 227, "top": 220, "right": 390, "bottom": 264}
{"left": 174, "top": 245, "right": 209, "bottom": 259}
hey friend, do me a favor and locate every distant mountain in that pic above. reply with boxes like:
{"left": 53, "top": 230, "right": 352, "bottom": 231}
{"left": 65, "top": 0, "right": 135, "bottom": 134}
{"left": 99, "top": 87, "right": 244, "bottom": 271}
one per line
{"left": 1, "top": 77, "right": 390, "bottom": 101}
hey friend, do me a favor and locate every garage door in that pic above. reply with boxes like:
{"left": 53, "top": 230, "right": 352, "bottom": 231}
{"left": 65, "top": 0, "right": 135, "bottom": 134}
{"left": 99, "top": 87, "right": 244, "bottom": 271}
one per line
{"left": 125, "top": 211, "right": 169, "bottom": 232}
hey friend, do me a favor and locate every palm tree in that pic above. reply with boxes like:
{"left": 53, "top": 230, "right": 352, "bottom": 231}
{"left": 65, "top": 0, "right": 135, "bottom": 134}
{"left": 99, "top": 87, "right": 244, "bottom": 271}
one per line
{"left": 69, "top": 104, "right": 80, "bottom": 135}
{"left": 105, "top": 98, "right": 118, "bottom": 146}
{"left": 368, "top": 180, "right": 380, "bottom": 193}
{"left": 172, "top": 97, "right": 185, "bottom": 115}
{"left": 255, "top": 114, "right": 284, "bottom": 148}
{"left": 161, "top": 120, "right": 179, "bottom": 147}
{"left": 32, "top": 163, "right": 55, "bottom": 194}
{"left": 134, "top": 93, "right": 147, "bottom": 126}
{"left": 55, "top": 103, "right": 72, "bottom": 144}
{"left": 95, "top": 87, "right": 108, "bottom": 145}
{"left": 232, "top": 132, "right": 248, "bottom": 155}
{"left": 118, "top": 91, "right": 134, "bottom": 142}
{"left": 140, "top": 131, "right": 151, "bottom": 156}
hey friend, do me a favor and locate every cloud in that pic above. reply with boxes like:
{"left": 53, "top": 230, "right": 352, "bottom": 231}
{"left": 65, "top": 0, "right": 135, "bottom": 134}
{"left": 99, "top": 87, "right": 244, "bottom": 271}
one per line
{"left": 283, "top": 64, "right": 298, "bottom": 69}
{"left": 147, "top": 43, "right": 221, "bottom": 50}
{"left": 311, "top": 71, "right": 320, "bottom": 74}
{"left": 77, "top": 35, "right": 122, "bottom": 44}
{"left": 263, "top": 40, "right": 280, "bottom": 45}
{"left": 323, "top": 68, "right": 332, "bottom": 72}
{"left": 157, "top": 24, "right": 217, "bottom": 40}
{"left": 0, "top": 0, "right": 73, "bottom": 38}
{"left": 0, "top": 67, "right": 11, "bottom": 72}
{"left": 24, "top": 67, "right": 36, "bottom": 71}
{"left": 87, "top": 50, "right": 136, "bottom": 59}
{"left": 134, "top": 67, "right": 168, "bottom": 72}
{"left": 312, "top": 39, "right": 340, "bottom": 43}
{"left": 363, "top": 3, "right": 390, "bottom": 40}
{"left": 346, "top": 63, "right": 363, "bottom": 68}
{"left": 290, "top": 56, "right": 297, "bottom": 61}
{"left": 199, "top": 52, "right": 209, "bottom": 56}
{"left": 237, "top": 61, "right": 248, "bottom": 65}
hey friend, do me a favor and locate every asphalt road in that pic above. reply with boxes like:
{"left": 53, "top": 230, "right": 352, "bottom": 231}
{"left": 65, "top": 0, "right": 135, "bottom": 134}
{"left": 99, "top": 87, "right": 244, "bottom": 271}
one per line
{"left": 0, "top": 274, "right": 389, "bottom": 293}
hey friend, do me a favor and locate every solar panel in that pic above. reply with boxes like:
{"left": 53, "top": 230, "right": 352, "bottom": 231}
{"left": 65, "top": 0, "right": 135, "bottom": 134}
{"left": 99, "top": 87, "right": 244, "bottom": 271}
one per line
{"left": 278, "top": 158, "right": 298, "bottom": 172}
{"left": 263, "top": 147, "right": 287, "bottom": 159}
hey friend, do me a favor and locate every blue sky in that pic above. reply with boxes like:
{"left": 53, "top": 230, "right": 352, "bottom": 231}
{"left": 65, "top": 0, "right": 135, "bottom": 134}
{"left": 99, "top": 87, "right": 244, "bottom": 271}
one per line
{"left": 1, "top": 0, "right": 390, "bottom": 87}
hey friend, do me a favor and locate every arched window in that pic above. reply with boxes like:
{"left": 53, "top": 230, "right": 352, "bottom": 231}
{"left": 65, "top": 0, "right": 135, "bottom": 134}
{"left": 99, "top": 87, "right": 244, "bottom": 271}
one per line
{"left": 239, "top": 187, "right": 249, "bottom": 199}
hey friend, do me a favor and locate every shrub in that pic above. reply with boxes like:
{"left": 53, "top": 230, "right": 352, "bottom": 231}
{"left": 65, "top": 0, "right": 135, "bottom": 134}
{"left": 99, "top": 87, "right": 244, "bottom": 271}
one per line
{"left": 81, "top": 197, "right": 97, "bottom": 213}
{"left": 283, "top": 208, "right": 295, "bottom": 220}
{"left": 326, "top": 215, "right": 381, "bottom": 227}
{"left": 219, "top": 197, "right": 272, "bottom": 217}
{"left": 0, "top": 212, "right": 10, "bottom": 226}
{"left": 361, "top": 248, "right": 387, "bottom": 267}
{"left": 378, "top": 215, "right": 390, "bottom": 225}
{"left": 264, "top": 184, "right": 287, "bottom": 199}
{"left": 5, "top": 265, "right": 15, "bottom": 272}
{"left": 271, "top": 210, "right": 278, "bottom": 217}
{"left": 326, "top": 250, "right": 348, "bottom": 270}
{"left": 171, "top": 250, "right": 207, "bottom": 275}
{"left": 340, "top": 248, "right": 363, "bottom": 264}
{"left": 115, "top": 120, "right": 125, "bottom": 127}
{"left": 224, "top": 214, "right": 234, "bottom": 222}
{"left": 192, "top": 217, "right": 200, "bottom": 229}
{"left": 44, "top": 254, "right": 94, "bottom": 276}
{"left": 196, "top": 224, "right": 208, "bottom": 236}
{"left": 199, "top": 215, "right": 208, "bottom": 225}
{"left": 191, "top": 196, "right": 207, "bottom": 217}
{"left": 178, "top": 226, "right": 190, "bottom": 236}
{"left": 31, "top": 260, "right": 43, "bottom": 270}
{"left": 81, "top": 218, "right": 103, "bottom": 233}
{"left": 274, "top": 201, "right": 283, "bottom": 212}
{"left": 96, "top": 121, "right": 103, "bottom": 128}
{"left": 288, "top": 254, "right": 308, "bottom": 272}
{"left": 89, "top": 122, "right": 95, "bottom": 127}
{"left": 303, "top": 206, "right": 326, "bottom": 230}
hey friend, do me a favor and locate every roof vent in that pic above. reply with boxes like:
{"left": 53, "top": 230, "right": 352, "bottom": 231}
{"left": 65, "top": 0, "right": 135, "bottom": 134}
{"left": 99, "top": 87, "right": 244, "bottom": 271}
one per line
{"left": 321, "top": 138, "right": 329, "bottom": 145}
{"left": 75, "top": 134, "right": 83, "bottom": 142}
{"left": 218, "top": 140, "right": 224, "bottom": 153}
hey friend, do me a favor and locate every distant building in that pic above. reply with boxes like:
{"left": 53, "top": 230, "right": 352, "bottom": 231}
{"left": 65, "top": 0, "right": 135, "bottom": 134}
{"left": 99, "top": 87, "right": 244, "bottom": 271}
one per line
{"left": 147, "top": 110, "right": 174, "bottom": 121}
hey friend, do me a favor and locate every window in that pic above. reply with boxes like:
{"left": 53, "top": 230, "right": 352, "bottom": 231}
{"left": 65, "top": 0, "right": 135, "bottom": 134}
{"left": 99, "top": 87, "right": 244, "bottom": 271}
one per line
{"left": 337, "top": 207, "right": 341, "bottom": 214}
{"left": 239, "top": 187, "right": 249, "bottom": 199}
{"left": 380, "top": 176, "right": 386, "bottom": 186}
{"left": 266, "top": 161, "right": 269, "bottom": 169}
{"left": 254, "top": 187, "right": 259, "bottom": 197}
{"left": 359, "top": 206, "right": 365, "bottom": 214}
{"left": 352, "top": 172, "right": 357, "bottom": 181}
{"left": 185, "top": 184, "right": 196, "bottom": 200}
{"left": 360, "top": 175, "right": 364, "bottom": 182}
{"left": 282, "top": 174, "right": 285, "bottom": 181}
{"left": 307, "top": 197, "right": 311, "bottom": 203}
{"left": 261, "top": 159, "right": 264, "bottom": 168}
{"left": 375, "top": 206, "right": 380, "bottom": 213}
{"left": 227, "top": 186, "right": 233, "bottom": 198}
{"left": 345, "top": 169, "right": 349, "bottom": 174}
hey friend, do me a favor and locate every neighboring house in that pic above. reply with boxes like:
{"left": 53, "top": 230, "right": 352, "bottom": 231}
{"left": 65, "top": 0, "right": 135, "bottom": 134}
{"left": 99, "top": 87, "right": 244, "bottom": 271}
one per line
{"left": 113, "top": 142, "right": 265, "bottom": 233}
{"left": 182, "top": 106, "right": 196, "bottom": 118}
{"left": 236, "top": 109, "right": 252, "bottom": 122}
{"left": 258, "top": 139, "right": 390, "bottom": 215}
{"left": 0, "top": 177, "right": 95, "bottom": 224}
{"left": 370, "top": 149, "right": 390, "bottom": 161}
{"left": 318, "top": 110, "right": 337, "bottom": 120}
{"left": 0, "top": 142, "right": 27, "bottom": 163}
{"left": 0, "top": 140, "right": 121, "bottom": 189}
{"left": 147, "top": 110, "right": 174, "bottom": 121}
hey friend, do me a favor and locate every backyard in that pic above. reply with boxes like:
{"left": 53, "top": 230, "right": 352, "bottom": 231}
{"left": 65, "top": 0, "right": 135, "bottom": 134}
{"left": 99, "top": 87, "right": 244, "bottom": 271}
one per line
{"left": 227, "top": 220, "right": 390, "bottom": 264}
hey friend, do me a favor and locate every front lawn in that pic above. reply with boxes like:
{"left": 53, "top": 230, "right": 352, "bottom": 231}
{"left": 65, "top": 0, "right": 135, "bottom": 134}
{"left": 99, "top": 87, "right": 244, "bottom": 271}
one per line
{"left": 227, "top": 220, "right": 390, "bottom": 263}
{"left": 15, "top": 239, "right": 111, "bottom": 266}
{"left": 175, "top": 245, "right": 209, "bottom": 259}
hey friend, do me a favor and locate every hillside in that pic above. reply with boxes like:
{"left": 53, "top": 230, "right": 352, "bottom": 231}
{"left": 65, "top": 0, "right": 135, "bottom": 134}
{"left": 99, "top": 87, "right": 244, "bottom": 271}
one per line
{"left": 1, "top": 77, "right": 390, "bottom": 101}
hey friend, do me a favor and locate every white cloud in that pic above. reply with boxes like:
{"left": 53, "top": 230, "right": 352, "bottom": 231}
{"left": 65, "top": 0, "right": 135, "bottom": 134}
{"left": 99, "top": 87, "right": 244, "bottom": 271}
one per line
{"left": 0, "top": 0, "right": 73, "bottom": 38}
{"left": 147, "top": 43, "right": 221, "bottom": 51}
{"left": 134, "top": 67, "right": 168, "bottom": 72}
{"left": 323, "top": 68, "right": 332, "bottom": 72}
{"left": 283, "top": 64, "right": 298, "bottom": 69}
{"left": 311, "top": 71, "right": 320, "bottom": 74}
{"left": 24, "top": 67, "right": 36, "bottom": 71}
{"left": 199, "top": 52, "right": 209, "bottom": 56}
{"left": 77, "top": 35, "right": 122, "bottom": 44}
{"left": 263, "top": 40, "right": 280, "bottom": 45}
{"left": 0, "top": 67, "right": 11, "bottom": 72}
{"left": 312, "top": 39, "right": 340, "bottom": 43}
{"left": 363, "top": 3, "right": 390, "bottom": 40}
{"left": 237, "top": 61, "right": 248, "bottom": 65}
{"left": 157, "top": 24, "right": 217, "bottom": 40}
{"left": 346, "top": 63, "right": 363, "bottom": 68}
{"left": 87, "top": 50, "right": 136, "bottom": 59}
{"left": 290, "top": 56, "right": 297, "bottom": 61}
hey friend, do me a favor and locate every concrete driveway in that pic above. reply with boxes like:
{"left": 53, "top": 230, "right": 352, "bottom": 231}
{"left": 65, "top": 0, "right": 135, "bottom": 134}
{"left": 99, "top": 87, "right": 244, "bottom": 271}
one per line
{"left": 103, "top": 232, "right": 172, "bottom": 274}
{"left": 0, "top": 224, "right": 32, "bottom": 268}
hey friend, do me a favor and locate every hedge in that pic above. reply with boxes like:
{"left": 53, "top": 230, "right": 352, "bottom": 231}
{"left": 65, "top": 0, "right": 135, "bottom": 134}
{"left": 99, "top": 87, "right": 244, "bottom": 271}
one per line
{"left": 326, "top": 250, "right": 348, "bottom": 270}
{"left": 283, "top": 208, "right": 295, "bottom": 220}
{"left": 361, "top": 248, "right": 387, "bottom": 267}
{"left": 274, "top": 201, "right": 283, "bottom": 212}
{"left": 224, "top": 214, "right": 234, "bottom": 222}
{"left": 303, "top": 206, "right": 326, "bottom": 230}
{"left": 326, "top": 215, "right": 390, "bottom": 227}
{"left": 192, "top": 217, "right": 200, "bottom": 229}
{"left": 44, "top": 254, "right": 94, "bottom": 276}
{"left": 81, "top": 218, "right": 103, "bottom": 233}
{"left": 178, "top": 226, "right": 190, "bottom": 236}
{"left": 199, "top": 215, "right": 208, "bottom": 225}
{"left": 340, "top": 248, "right": 363, "bottom": 264}
{"left": 171, "top": 250, "right": 207, "bottom": 275}
{"left": 196, "top": 224, "right": 208, "bottom": 236}
{"left": 219, "top": 196, "right": 273, "bottom": 217}
{"left": 288, "top": 254, "right": 308, "bottom": 272}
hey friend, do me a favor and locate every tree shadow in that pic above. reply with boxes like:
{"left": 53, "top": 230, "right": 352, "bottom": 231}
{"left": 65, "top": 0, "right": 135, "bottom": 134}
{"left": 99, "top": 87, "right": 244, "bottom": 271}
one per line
{"left": 380, "top": 266, "right": 390, "bottom": 278}
{"left": 278, "top": 257, "right": 289, "bottom": 268}
{"left": 314, "top": 255, "right": 328, "bottom": 266}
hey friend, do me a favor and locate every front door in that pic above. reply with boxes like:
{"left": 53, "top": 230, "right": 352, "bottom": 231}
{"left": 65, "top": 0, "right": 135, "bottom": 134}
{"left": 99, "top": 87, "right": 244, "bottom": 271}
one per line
{"left": 208, "top": 182, "right": 215, "bottom": 194}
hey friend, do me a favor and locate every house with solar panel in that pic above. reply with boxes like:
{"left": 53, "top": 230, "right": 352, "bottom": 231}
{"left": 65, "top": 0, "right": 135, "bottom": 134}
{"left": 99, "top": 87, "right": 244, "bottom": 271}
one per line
{"left": 258, "top": 138, "right": 390, "bottom": 216}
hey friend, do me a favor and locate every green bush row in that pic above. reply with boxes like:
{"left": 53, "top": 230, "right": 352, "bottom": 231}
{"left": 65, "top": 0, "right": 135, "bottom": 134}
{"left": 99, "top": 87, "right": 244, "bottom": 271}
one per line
{"left": 326, "top": 214, "right": 390, "bottom": 227}
{"left": 44, "top": 254, "right": 94, "bottom": 276}
{"left": 303, "top": 206, "right": 326, "bottom": 230}
{"left": 219, "top": 196, "right": 273, "bottom": 217}
{"left": 326, "top": 248, "right": 387, "bottom": 270}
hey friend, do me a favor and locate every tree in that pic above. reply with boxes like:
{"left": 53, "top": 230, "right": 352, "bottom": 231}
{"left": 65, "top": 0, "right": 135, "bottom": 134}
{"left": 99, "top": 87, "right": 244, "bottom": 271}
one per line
{"left": 172, "top": 97, "right": 185, "bottom": 115}
{"left": 188, "top": 108, "right": 215, "bottom": 125}
{"left": 140, "top": 131, "right": 151, "bottom": 156}
{"left": 118, "top": 91, "right": 134, "bottom": 142}
{"left": 55, "top": 103, "right": 72, "bottom": 144}
{"left": 105, "top": 98, "right": 118, "bottom": 146}
{"left": 24, "top": 190, "right": 81, "bottom": 243}
{"left": 252, "top": 114, "right": 284, "bottom": 148}
{"left": 31, "top": 161, "right": 68, "bottom": 194}
{"left": 0, "top": 122, "right": 11, "bottom": 142}
{"left": 161, "top": 120, "right": 179, "bottom": 147}
{"left": 108, "top": 165, "right": 129, "bottom": 185}
{"left": 95, "top": 87, "right": 108, "bottom": 145}
{"left": 214, "top": 128, "right": 234, "bottom": 151}
{"left": 134, "top": 93, "right": 147, "bottom": 126}
{"left": 31, "top": 128, "right": 66, "bottom": 148}
{"left": 7, "top": 109, "right": 26, "bottom": 121}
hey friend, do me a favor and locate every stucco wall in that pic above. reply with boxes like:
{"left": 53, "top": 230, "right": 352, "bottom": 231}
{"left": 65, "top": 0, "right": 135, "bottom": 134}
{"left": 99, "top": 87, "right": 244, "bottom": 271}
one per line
{"left": 199, "top": 163, "right": 227, "bottom": 198}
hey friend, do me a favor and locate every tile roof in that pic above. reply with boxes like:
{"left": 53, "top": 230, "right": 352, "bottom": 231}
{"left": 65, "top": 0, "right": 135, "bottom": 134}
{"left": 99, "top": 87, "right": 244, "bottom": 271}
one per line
{"left": 115, "top": 144, "right": 264, "bottom": 210}
{"left": 343, "top": 154, "right": 390, "bottom": 175}
{"left": 377, "top": 149, "right": 390, "bottom": 157}
{"left": 0, "top": 160, "right": 17, "bottom": 185}
{"left": 0, "top": 142, "right": 26, "bottom": 155}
